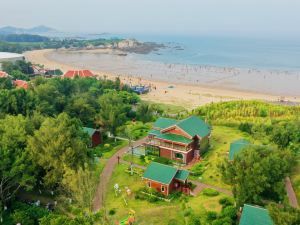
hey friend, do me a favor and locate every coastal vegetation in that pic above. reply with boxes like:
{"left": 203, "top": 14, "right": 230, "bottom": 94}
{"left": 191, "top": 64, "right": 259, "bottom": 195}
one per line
{"left": 0, "top": 33, "right": 123, "bottom": 53}
{"left": 0, "top": 67, "right": 159, "bottom": 224}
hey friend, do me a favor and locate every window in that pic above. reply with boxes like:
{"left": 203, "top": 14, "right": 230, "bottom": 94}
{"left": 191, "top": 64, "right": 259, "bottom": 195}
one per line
{"left": 147, "top": 181, "right": 151, "bottom": 188}
{"left": 161, "top": 185, "right": 165, "bottom": 192}
{"left": 175, "top": 153, "right": 183, "bottom": 159}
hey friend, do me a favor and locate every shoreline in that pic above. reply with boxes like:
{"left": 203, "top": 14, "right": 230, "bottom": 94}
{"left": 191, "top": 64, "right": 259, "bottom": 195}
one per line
{"left": 24, "top": 49, "right": 300, "bottom": 109}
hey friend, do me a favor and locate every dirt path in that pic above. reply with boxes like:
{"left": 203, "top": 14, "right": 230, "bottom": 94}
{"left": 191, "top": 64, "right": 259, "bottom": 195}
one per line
{"left": 190, "top": 181, "right": 232, "bottom": 196}
{"left": 92, "top": 138, "right": 147, "bottom": 212}
{"left": 285, "top": 177, "right": 299, "bottom": 208}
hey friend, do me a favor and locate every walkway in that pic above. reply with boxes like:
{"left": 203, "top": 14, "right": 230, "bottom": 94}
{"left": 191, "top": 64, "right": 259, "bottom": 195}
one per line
{"left": 285, "top": 177, "right": 299, "bottom": 208}
{"left": 92, "top": 137, "right": 146, "bottom": 212}
{"left": 191, "top": 181, "right": 232, "bottom": 196}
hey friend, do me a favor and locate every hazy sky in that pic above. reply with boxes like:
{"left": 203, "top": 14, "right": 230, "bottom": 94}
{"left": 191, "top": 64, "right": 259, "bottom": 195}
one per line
{"left": 1, "top": 0, "right": 300, "bottom": 37}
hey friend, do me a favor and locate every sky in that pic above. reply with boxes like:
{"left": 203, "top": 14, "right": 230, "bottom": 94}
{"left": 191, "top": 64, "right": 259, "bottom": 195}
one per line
{"left": 1, "top": 0, "right": 300, "bottom": 37}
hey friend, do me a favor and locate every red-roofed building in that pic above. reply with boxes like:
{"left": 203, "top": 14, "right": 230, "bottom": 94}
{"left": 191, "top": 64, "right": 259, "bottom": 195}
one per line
{"left": 62, "top": 70, "right": 95, "bottom": 79}
{"left": 14, "top": 80, "right": 28, "bottom": 89}
{"left": 0, "top": 71, "right": 8, "bottom": 78}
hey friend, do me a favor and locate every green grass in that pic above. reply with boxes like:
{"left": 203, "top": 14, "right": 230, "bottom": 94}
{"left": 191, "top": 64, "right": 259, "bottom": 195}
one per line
{"left": 189, "top": 126, "right": 253, "bottom": 189}
{"left": 104, "top": 163, "right": 232, "bottom": 224}
{"left": 94, "top": 139, "right": 128, "bottom": 159}
{"left": 142, "top": 100, "right": 187, "bottom": 116}
{"left": 123, "top": 154, "right": 148, "bottom": 167}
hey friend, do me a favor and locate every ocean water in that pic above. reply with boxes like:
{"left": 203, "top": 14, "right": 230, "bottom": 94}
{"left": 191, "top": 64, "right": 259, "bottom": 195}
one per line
{"left": 123, "top": 34, "right": 300, "bottom": 71}
{"left": 48, "top": 34, "right": 300, "bottom": 96}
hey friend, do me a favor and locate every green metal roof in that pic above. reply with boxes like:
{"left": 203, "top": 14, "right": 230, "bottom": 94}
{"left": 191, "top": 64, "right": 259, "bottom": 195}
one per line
{"left": 176, "top": 116, "right": 211, "bottom": 138}
{"left": 143, "top": 162, "right": 177, "bottom": 185}
{"left": 229, "top": 139, "right": 250, "bottom": 160}
{"left": 239, "top": 204, "right": 273, "bottom": 225}
{"left": 148, "top": 129, "right": 162, "bottom": 136}
{"left": 153, "top": 118, "right": 177, "bottom": 129}
{"left": 156, "top": 133, "right": 192, "bottom": 144}
{"left": 83, "top": 127, "right": 96, "bottom": 137}
{"left": 174, "top": 169, "right": 189, "bottom": 181}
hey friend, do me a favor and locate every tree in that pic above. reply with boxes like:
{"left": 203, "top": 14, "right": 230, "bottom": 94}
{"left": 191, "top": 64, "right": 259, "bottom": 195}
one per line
{"left": 96, "top": 92, "right": 130, "bottom": 135}
{"left": 65, "top": 95, "right": 96, "bottom": 126}
{"left": 0, "top": 89, "right": 36, "bottom": 116}
{"left": 27, "top": 113, "right": 90, "bottom": 188}
{"left": 136, "top": 102, "right": 155, "bottom": 123}
{"left": 220, "top": 146, "right": 293, "bottom": 207}
{"left": 0, "top": 77, "right": 13, "bottom": 89}
{"left": 0, "top": 115, "right": 36, "bottom": 210}
{"left": 268, "top": 203, "right": 300, "bottom": 225}
{"left": 62, "top": 165, "right": 96, "bottom": 211}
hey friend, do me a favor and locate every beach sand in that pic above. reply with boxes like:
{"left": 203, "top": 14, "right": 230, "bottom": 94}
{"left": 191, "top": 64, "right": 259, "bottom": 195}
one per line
{"left": 25, "top": 49, "right": 300, "bottom": 109}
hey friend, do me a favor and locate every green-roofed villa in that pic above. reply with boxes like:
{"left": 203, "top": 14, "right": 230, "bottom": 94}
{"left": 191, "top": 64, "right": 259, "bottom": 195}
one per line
{"left": 145, "top": 116, "right": 211, "bottom": 164}
{"left": 143, "top": 162, "right": 190, "bottom": 196}
{"left": 239, "top": 204, "right": 273, "bottom": 225}
{"left": 83, "top": 127, "right": 102, "bottom": 147}
{"left": 229, "top": 139, "right": 251, "bottom": 160}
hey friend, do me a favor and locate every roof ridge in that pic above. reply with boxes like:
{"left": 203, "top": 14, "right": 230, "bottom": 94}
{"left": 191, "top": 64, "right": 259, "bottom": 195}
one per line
{"left": 244, "top": 204, "right": 268, "bottom": 211}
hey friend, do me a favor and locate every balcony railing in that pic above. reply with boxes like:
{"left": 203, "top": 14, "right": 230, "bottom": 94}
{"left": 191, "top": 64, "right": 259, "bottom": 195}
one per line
{"left": 146, "top": 139, "right": 192, "bottom": 152}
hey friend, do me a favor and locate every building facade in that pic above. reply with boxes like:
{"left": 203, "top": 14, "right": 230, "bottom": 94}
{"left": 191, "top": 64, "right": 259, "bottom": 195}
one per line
{"left": 145, "top": 116, "right": 211, "bottom": 164}
{"left": 142, "top": 162, "right": 190, "bottom": 196}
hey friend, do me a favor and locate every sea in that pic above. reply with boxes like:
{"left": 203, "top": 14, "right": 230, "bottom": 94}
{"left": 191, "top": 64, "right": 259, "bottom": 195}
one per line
{"left": 48, "top": 33, "right": 300, "bottom": 96}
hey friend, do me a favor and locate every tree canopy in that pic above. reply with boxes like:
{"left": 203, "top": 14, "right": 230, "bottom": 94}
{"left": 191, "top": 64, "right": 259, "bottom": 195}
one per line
{"left": 220, "top": 145, "right": 293, "bottom": 207}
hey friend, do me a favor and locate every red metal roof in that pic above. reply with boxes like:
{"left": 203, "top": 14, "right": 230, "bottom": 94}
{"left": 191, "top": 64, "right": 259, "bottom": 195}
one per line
{"left": 0, "top": 71, "right": 8, "bottom": 78}
{"left": 63, "top": 70, "right": 94, "bottom": 78}
{"left": 14, "top": 80, "right": 28, "bottom": 89}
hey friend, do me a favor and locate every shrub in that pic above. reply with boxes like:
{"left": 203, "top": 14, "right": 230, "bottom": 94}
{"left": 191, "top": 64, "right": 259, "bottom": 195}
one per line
{"left": 153, "top": 157, "right": 173, "bottom": 165}
{"left": 191, "top": 163, "right": 205, "bottom": 176}
{"left": 220, "top": 206, "right": 237, "bottom": 220}
{"left": 183, "top": 208, "right": 192, "bottom": 217}
{"left": 219, "top": 197, "right": 233, "bottom": 208}
{"left": 108, "top": 208, "right": 116, "bottom": 215}
{"left": 206, "top": 211, "right": 217, "bottom": 221}
{"left": 188, "top": 182, "right": 197, "bottom": 190}
{"left": 202, "top": 188, "right": 219, "bottom": 197}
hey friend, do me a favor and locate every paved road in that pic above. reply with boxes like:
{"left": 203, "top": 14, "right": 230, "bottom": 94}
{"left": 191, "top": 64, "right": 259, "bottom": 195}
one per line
{"left": 92, "top": 137, "right": 146, "bottom": 212}
{"left": 285, "top": 177, "right": 299, "bottom": 208}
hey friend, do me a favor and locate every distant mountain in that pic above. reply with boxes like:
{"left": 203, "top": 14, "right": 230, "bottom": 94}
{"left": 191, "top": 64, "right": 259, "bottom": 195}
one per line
{"left": 0, "top": 26, "right": 57, "bottom": 35}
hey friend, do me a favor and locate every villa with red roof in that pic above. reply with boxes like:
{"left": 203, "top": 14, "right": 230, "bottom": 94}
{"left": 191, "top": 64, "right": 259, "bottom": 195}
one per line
{"left": 62, "top": 70, "right": 95, "bottom": 79}
{"left": 13, "top": 80, "right": 28, "bottom": 89}
{"left": 145, "top": 116, "right": 211, "bottom": 164}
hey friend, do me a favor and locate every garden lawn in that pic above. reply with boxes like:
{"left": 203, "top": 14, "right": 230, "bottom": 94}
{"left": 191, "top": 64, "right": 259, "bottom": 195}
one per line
{"left": 122, "top": 154, "right": 148, "bottom": 167}
{"left": 104, "top": 164, "right": 231, "bottom": 225}
{"left": 190, "top": 126, "right": 253, "bottom": 189}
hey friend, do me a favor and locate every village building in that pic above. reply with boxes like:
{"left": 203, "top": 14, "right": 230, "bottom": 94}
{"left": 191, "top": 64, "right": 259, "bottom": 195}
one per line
{"left": 0, "top": 71, "right": 9, "bottom": 78}
{"left": 239, "top": 204, "right": 273, "bottom": 225}
{"left": 62, "top": 70, "right": 95, "bottom": 79}
{"left": 142, "top": 162, "right": 190, "bottom": 196}
{"left": 83, "top": 127, "right": 102, "bottom": 147}
{"left": 13, "top": 79, "right": 28, "bottom": 89}
{"left": 145, "top": 116, "right": 211, "bottom": 164}
{"left": 229, "top": 139, "right": 251, "bottom": 160}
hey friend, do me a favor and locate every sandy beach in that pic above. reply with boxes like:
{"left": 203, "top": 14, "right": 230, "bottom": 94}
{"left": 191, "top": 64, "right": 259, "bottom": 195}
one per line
{"left": 25, "top": 49, "right": 300, "bottom": 109}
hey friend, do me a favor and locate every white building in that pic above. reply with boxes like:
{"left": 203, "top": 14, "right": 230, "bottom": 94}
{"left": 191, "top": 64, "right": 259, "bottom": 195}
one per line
{"left": 0, "top": 52, "right": 24, "bottom": 70}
